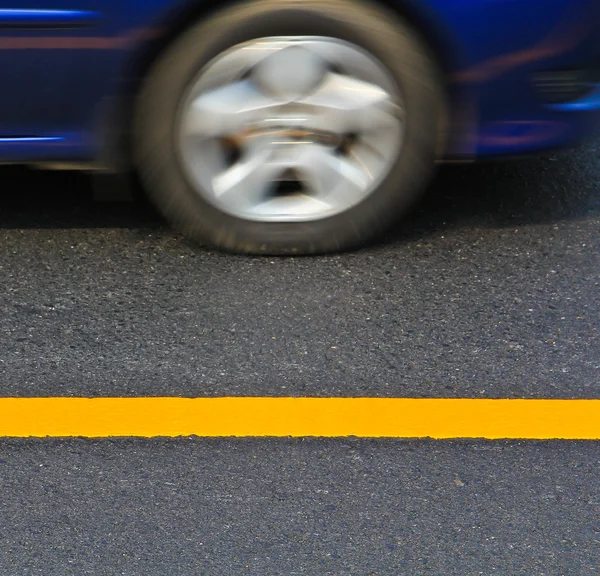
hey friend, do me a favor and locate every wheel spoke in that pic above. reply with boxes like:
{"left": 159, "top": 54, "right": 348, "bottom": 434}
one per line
{"left": 347, "top": 138, "right": 391, "bottom": 182}
{"left": 253, "top": 45, "right": 326, "bottom": 99}
{"left": 190, "top": 42, "right": 284, "bottom": 91}
{"left": 300, "top": 72, "right": 400, "bottom": 134}
{"left": 291, "top": 145, "right": 372, "bottom": 204}
{"left": 182, "top": 79, "right": 279, "bottom": 139}
{"left": 359, "top": 127, "right": 401, "bottom": 160}
{"left": 211, "top": 143, "right": 280, "bottom": 211}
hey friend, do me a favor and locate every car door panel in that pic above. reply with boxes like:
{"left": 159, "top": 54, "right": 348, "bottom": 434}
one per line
{"left": 0, "top": 2, "right": 121, "bottom": 142}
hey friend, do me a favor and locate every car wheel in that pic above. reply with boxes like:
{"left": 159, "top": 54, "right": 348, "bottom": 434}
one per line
{"left": 134, "top": 0, "right": 444, "bottom": 254}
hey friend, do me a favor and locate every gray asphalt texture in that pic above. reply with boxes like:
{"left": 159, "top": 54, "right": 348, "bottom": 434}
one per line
{"left": 0, "top": 141, "right": 598, "bottom": 574}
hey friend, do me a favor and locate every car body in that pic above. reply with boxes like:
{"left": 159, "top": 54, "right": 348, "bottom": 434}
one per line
{"left": 1, "top": 0, "right": 599, "bottom": 253}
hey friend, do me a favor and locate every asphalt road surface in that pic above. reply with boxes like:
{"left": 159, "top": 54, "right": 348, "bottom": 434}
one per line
{"left": 0, "top": 140, "right": 599, "bottom": 574}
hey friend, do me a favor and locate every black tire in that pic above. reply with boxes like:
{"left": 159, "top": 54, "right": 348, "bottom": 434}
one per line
{"left": 134, "top": 0, "right": 444, "bottom": 255}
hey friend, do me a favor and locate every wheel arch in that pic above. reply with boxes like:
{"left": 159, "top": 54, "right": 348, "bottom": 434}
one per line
{"left": 107, "top": 0, "right": 464, "bottom": 171}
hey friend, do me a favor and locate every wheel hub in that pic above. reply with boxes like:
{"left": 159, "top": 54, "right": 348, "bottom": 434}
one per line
{"left": 178, "top": 36, "right": 404, "bottom": 222}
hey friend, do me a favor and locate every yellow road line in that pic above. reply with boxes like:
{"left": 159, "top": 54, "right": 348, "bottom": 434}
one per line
{"left": 0, "top": 397, "right": 599, "bottom": 438}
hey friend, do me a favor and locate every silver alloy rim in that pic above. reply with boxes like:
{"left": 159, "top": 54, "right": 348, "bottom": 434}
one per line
{"left": 178, "top": 36, "right": 404, "bottom": 222}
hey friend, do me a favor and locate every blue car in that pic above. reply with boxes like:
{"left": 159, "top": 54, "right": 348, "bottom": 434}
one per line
{"left": 1, "top": 1, "right": 599, "bottom": 253}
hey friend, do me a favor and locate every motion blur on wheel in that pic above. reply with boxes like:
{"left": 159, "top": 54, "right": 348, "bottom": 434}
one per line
{"left": 134, "top": 0, "right": 443, "bottom": 254}
{"left": 1, "top": 0, "right": 599, "bottom": 254}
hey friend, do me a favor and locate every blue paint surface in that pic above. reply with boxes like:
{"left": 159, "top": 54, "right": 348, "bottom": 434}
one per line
{"left": 0, "top": 0, "right": 597, "bottom": 163}
{"left": 0, "top": 9, "right": 102, "bottom": 28}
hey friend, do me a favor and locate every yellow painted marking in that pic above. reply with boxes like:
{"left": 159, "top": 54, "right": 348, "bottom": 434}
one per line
{"left": 0, "top": 398, "right": 599, "bottom": 438}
